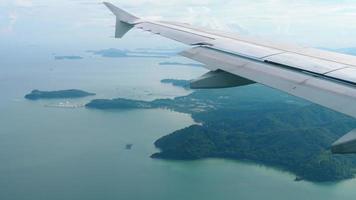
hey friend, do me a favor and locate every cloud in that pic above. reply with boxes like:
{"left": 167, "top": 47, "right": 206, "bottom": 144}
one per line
{"left": 0, "top": 0, "right": 36, "bottom": 34}
{"left": 2, "top": 0, "right": 356, "bottom": 48}
{"left": 113, "top": 0, "right": 218, "bottom": 7}
{"left": 183, "top": 6, "right": 231, "bottom": 30}
{"left": 1, "top": 12, "right": 18, "bottom": 33}
{"left": 98, "top": 0, "right": 356, "bottom": 47}
{"left": 15, "top": 0, "right": 33, "bottom": 7}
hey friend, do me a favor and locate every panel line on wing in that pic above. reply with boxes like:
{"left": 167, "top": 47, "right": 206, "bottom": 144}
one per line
{"left": 135, "top": 21, "right": 215, "bottom": 44}
{"left": 160, "top": 21, "right": 356, "bottom": 68}
{"left": 184, "top": 45, "right": 356, "bottom": 88}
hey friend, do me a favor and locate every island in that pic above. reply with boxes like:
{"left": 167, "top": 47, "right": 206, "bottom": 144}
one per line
{"left": 159, "top": 61, "right": 204, "bottom": 67}
{"left": 87, "top": 48, "right": 174, "bottom": 58}
{"left": 85, "top": 80, "right": 356, "bottom": 182}
{"left": 125, "top": 144, "right": 133, "bottom": 150}
{"left": 25, "top": 89, "right": 95, "bottom": 100}
{"left": 54, "top": 56, "right": 83, "bottom": 60}
{"left": 160, "top": 79, "right": 191, "bottom": 89}
{"left": 86, "top": 98, "right": 152, "bottom": 109}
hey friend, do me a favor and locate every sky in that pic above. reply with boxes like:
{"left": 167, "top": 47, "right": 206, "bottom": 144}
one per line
{"left": 1, "top": 0, "right": 356, "bottom": 51}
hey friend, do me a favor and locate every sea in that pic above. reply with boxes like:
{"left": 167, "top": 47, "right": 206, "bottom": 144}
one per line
{"left": 1, "top": 45, "right": 356, "bottom": 200}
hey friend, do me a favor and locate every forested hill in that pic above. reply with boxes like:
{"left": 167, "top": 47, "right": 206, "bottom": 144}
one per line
{"left": 86, "top": 81, "right": 356, "bottom": 182}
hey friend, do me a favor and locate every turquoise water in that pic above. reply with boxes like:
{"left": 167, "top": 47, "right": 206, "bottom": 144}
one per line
{"left": 2, "top": 47, "right": 356, "bottom": 200}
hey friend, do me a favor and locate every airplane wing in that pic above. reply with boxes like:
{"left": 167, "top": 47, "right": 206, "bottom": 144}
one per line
{"left": 103, "top": 2, "right": 356, "bottom": 154}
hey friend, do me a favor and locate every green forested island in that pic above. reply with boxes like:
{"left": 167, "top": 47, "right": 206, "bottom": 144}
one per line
{"left": 85, "top": 80, "right": 356, "bottom": 182}
{"left": 25, "top": 89, "right": 95, "bottom": 100}
{"left": 86, "top": 98, "right": 151, "bottom": 109}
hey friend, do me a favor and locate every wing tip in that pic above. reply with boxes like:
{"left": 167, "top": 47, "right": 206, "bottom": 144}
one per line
{"left": 103, "top": 2, "right": 139, "bottom": 24}
{"left": 103, "top": 2, "right": 137, "bottom": 38}
{"left": 103, "top": 2, "right": 117, "bottom": 14}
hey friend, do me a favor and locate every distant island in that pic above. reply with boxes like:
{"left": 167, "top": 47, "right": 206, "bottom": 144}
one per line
{"left": 25, "top": 89, "right": 95, "bottom": 100}
{"left": 85, "top": 80, "right": 356, "bottom": 182}
{"left": 87, "top": 48, "right": 176, "bottom": 58}
{"left": 159, "top": 61, "right": 204, "bottom": 67}
{"left": 333, "top": 48, "right": 356, "bottom": 56}
{"left": 54, "top": 56, "right": 83, "bottom": 60}
{"left": 161, "top": 79, "right": 191, "bottom": 89}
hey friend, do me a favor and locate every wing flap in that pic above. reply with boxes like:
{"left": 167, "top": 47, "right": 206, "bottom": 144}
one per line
{"left": 264, "top": 52, "right": 349, "bottom": 74}
{"left": 181, "top": 46, "right": 356, "bottom": 118}
{"left": 325, "top": 68, "right": 356, "bottom": 85}
{"left": 209, "top": 38, "right": 284, "bottom": 59}
{"left": 302, "top": 48, "right": 356, "bottom": 68}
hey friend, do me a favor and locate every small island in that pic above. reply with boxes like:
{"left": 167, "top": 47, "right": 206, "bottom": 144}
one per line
{"left": 54, "top": 56, "right": 83, "bottom": 60}
{"left": 161, "top": 79, "right": 191, "bottom": 89}
{"left": 25, "top": 89, "right": 95, "bottom": 100}
{"left": 125, "top": 144, "right": 133, "bottom": 150}
{"left": 88, "top": 48, "right": 173, "bottom": 58}
{"left": 159, "top": 61, "right": 204, "bottom": 67}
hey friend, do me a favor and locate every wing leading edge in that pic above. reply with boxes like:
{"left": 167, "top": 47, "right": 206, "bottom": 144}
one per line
{"left": 103, "top": 2, "right": 356, "bottom": 154}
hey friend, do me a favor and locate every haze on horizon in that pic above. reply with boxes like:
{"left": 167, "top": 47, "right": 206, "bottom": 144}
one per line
{"left": 1, "top": 0, "right": 356, "bottom": 51}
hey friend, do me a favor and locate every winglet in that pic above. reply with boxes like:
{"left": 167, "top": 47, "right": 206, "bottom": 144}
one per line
{"left": 103, "top": 2, "right": 139, "bottom": 38}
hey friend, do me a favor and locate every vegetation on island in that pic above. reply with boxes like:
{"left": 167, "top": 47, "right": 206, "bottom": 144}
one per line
{"left": 25, "top": 89, "right": 95, "bottom": 100}
{"left": 85, "top": 80, "right": 356, "bottom": 182}
{"left": 86, "top": 98, "right": 152, "bottom": 109}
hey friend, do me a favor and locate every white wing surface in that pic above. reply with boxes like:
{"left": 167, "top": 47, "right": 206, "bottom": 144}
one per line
{"left": 103, "top": 2, "right": 356, "bottom": 153}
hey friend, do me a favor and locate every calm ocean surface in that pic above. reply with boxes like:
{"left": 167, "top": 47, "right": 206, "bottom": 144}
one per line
{"left": 1, "top": 47, "right": 356, "bottom": 200}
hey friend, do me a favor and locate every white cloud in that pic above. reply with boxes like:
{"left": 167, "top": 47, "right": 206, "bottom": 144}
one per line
{"left": 99, "top": 0, "right": 356, "bottom": 47}
{"left": 2, "top": 0, "right": 356, "bottom": 47}
{"left": 112, "top": 0, "right": 218, "bottom": 7}
{"left": 1, "top": 12, "right": 18, "bottom": 33}
{"left": 182, "top": 6, "right": 231, "bottom": 31}
{"left": 15, "top": 0, "right": 33, "bottom": 7}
